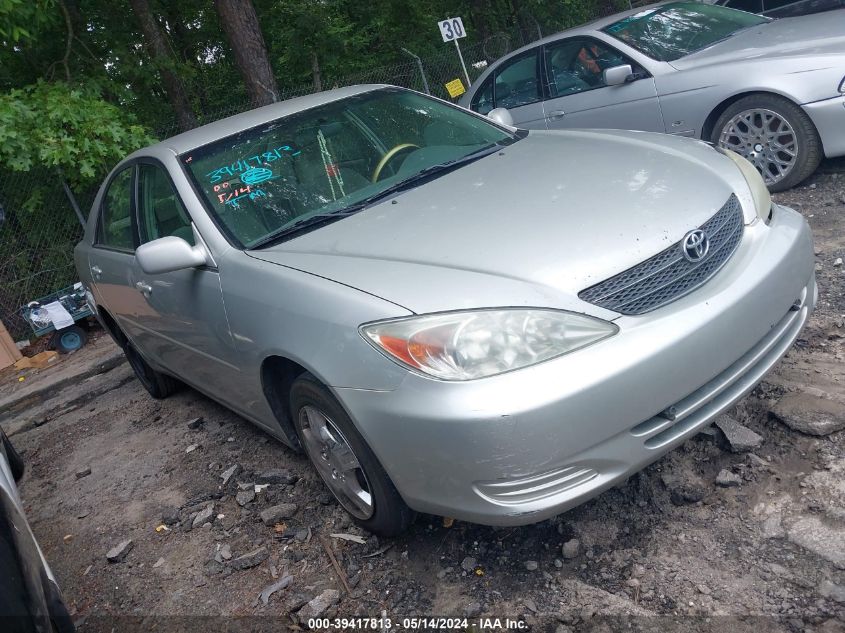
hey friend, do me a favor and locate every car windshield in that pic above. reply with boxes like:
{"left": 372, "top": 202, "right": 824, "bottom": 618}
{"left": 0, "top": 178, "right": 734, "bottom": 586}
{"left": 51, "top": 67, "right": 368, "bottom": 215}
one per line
{"left": 602, "top": 2, "right": 769, "bottom": 62}
{"left": 181, "top": 88, "right": 517, "bottom": 248}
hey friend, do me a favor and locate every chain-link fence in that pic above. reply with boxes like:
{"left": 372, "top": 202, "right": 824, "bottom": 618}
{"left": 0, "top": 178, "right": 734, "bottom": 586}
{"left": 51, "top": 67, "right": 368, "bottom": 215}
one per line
{"left": 0, "top": 7, "right": 624, "bottom": 340}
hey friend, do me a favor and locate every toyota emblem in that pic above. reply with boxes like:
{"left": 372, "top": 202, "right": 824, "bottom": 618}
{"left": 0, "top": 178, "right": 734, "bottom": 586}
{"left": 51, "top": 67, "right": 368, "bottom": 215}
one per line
{"left": 682, "top": 229, "right": 710, "bottom": 263}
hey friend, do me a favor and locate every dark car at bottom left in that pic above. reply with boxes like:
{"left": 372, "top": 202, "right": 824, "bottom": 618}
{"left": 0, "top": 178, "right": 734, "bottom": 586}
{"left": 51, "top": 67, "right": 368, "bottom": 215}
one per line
{"left": 0, "top": 425, "right": 74, "bottom": 633}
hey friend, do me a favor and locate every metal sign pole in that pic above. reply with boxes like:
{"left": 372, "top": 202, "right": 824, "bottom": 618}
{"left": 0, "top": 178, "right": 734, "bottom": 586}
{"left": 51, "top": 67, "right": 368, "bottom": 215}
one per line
{"left": 454, "top": 39, "right": 471, "bottom": 87}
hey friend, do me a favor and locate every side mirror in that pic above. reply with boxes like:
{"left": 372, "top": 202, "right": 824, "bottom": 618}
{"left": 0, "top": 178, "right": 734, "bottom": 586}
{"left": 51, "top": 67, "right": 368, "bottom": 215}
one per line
{"left": 487, "top": 107, "right": 514, "bottom": 127}
{"left": 603, "top": 64, "right": 634, "bottom": 87}
{"left": 135, "top": 236, "right": 209, "bottom": 275}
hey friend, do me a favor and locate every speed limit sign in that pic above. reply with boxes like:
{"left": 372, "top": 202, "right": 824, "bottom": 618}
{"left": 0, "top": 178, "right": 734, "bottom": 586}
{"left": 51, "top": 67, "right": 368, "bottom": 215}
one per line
{"left": 438, "top": 17, "right": 466, "bottom": 42}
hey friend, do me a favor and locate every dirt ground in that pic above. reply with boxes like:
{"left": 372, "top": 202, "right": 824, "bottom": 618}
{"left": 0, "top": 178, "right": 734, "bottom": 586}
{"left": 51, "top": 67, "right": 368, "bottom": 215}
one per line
{"left": 4, "top": 160, "right": 845, "bottom": 633}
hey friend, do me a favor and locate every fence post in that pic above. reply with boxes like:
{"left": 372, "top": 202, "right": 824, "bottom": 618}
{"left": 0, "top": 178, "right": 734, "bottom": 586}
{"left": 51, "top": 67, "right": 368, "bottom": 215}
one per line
{"left": 401, "top": 47, "right": 431, "bottom": 95}
{"left": 57, "top": 168, "right": 86, "bottom": 228}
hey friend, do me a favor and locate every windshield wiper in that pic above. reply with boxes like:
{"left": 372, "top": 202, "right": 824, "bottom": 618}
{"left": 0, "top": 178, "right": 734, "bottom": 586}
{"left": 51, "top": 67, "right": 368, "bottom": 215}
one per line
{"left": 249, "top": 143, "right": 502, "bottom": 249}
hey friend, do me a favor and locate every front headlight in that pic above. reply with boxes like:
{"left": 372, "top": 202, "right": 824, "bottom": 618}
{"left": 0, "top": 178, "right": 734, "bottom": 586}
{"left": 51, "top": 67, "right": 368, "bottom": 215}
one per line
{"left": 360, "top": 308, "right": 618, "bottom": 381}
{"left": 719, "top": 148, "right": 772, "bottom": 224}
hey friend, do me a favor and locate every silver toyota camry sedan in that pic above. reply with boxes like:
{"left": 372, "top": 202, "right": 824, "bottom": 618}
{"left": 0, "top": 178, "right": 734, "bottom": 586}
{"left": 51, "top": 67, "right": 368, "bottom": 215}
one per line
{"left": 75, "top": 85, "right": 815, "bottom": 535}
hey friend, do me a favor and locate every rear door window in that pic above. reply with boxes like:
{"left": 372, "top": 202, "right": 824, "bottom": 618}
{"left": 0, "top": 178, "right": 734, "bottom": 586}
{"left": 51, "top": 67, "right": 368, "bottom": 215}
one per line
{"left": 96, "top": 167, "right": 135, "bottom": 251}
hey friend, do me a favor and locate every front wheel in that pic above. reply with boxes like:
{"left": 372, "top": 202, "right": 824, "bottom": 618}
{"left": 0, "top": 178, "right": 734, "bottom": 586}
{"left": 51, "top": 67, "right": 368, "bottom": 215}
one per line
{"left": 124, "top": 342, "right": 178, "bottom": 399}
{"left": 290, "top": 374, "right": 414, "bottom": 536}
{"left": 712, "top": 94, "right": 821, "bottom": 192}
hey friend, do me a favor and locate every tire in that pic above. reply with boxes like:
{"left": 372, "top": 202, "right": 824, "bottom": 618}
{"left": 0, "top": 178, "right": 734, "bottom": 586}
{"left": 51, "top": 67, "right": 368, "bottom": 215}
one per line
{"left": 124, "top": 342, "right": 179, "bottom": 399}
{"left": 289, "top": 373, "right": 414, "bottom": 537}
{"left": 1, "top": 429, "right": 25, "bottom": 482}
{"left": 711, "top": 93, "right": 821, "bottom": 192}
{"left": 51, "top": 325, "right": 87, "bottom": 354}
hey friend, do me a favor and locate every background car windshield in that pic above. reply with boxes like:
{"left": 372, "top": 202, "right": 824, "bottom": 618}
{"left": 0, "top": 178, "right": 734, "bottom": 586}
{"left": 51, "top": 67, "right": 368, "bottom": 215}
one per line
{"left": 603, "top": 2, "right": 768, "bottom": 62}
{"left": 181, "top": 88, "right": 515, "bottom": 247}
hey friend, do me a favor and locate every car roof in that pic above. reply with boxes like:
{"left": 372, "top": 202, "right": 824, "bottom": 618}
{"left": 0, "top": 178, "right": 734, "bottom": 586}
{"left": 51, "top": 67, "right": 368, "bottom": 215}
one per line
{"left": 140, "top": 84, "right": 388, "bottom": 157}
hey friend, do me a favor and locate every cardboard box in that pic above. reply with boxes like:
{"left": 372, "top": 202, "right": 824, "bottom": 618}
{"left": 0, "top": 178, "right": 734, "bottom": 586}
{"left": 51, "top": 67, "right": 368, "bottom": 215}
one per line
{"left": 0, "top": 321, "right": 22, "bottom": 370}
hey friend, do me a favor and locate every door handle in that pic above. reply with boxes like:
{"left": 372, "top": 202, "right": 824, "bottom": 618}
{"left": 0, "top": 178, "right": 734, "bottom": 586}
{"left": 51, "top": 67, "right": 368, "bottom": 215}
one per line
{"left": 547, "top": 110, "right": 566, "bottom": 121}
{"left": 135, "top": 281, "right": 152, "bottom": 296}
{"left": 91, "top": 265, "right": 102, "bottom": 279}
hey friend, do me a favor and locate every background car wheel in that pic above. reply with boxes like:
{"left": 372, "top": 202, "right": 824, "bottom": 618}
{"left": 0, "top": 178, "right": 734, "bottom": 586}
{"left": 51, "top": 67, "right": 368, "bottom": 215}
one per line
{"left": 124, "top": 342, "right": 178, "bottom": 399}
{"left": 51, "top": 325, "right": 87, "bottom": 354}
{"left": 712, "top": 94, "right": 821, "bottom": 192}
{"left": 290, "top": 373, "right": 414, "bottom": 537}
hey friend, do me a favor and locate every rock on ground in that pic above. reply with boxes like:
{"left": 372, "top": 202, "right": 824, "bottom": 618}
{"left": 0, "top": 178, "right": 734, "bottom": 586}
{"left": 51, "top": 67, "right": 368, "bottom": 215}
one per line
{"left": 661, "top": 470, "right": 708, "bottom": 504}
{"left": 236, "top": 489, "right": 255, "bottom": 506}
{"left": 220, "top": 464, "right": 241, "bottom": 485}
{"left": 106, "top": 539, "right": 133, "bottom": 563}
{"left": 259, "top": 503, "right": 298, "bottom": 526}
{"left": 715, "top": 469, "right": 742, "bottom": 487}
{"left": 771, "top": 393, "right": 845, "bottom": 436}
{"left": 192, "top": 504, "right": 214, "bottom": 528}
{"left": 229, "top": 546, "right": 269, "bottom": 571}
{"left": 561, "top": 539, "right": 581, "bottom": 560}
{"left": 298, "top": 589, "right": 340, "bottom": 619}
{"left": 256, "top": 469, "right": 297, "bottom": 485}
{"left": 818, "top": 580, "right": 845, "bottom": 603}
{"left": 714, "top": 415, "right": 763, "bottom": 452}
{"left": 787, "top": 516, "right": 845, "bottom": 569}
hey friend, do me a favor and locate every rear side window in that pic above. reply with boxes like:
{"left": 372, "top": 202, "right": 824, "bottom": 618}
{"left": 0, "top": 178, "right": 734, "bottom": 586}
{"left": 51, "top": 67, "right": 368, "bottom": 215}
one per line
{"left": 96, "top": 167, "right": 135, "bottom": 251}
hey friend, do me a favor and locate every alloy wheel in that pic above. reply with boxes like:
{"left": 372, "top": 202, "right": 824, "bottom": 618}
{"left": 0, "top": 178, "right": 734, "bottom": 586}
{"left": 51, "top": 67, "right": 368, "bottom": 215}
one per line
{"left": 718, "top": 108, "right": 797, "bottom": 186}
{"left": 298, "top": 405, "right": 374, "bottom": 520}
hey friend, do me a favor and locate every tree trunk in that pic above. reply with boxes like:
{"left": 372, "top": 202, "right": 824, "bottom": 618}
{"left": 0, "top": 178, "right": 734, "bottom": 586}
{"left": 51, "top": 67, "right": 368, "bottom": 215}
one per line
{"left": 311, "top": 51, "right": 322, "bottom": 93}
{"left": 213, "top": 0, "right": 279, "bottom": 106}
{"left": 128, "top": 0, "right": 197, "bottom": 131}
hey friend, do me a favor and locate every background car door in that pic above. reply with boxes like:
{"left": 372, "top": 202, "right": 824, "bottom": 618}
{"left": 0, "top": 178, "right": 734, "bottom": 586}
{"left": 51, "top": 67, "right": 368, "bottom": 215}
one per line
{"left": 85, "top": 166, "right": 151, "bottom": 343}
{"left": 473, "top": 48, "right": 547, "bottom": 129}
{"left": 541, "top": 37, "right": 664, "bottom": 132}
{"left": 130, "top": 161, "right": 243, "bottom": 395}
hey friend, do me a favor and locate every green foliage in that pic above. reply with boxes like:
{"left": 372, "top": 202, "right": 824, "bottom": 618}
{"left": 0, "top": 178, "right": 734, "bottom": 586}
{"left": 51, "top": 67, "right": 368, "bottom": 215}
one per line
{"left": 0, "top": 81, "right": 154, "bottom": 185}
{"left": 0, "top": 0, "right": 55, "bottom": 42}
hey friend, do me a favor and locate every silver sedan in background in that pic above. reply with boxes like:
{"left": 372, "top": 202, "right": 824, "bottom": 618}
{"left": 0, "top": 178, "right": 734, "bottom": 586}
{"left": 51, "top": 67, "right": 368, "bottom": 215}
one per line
{"left": 460, "top": 1, "right": 845, "bottom": 191}
{"left": 75, "top": 86, "right": 814, "bottom": 535}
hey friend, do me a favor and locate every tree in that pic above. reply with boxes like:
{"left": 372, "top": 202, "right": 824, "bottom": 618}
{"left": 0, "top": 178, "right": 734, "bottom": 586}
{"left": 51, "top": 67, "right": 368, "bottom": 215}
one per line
{"left": 128, "top": 0, "right": 197, "bottom": 131}
{"left": 214, "top": 0, "right": 278, "bottom": 106}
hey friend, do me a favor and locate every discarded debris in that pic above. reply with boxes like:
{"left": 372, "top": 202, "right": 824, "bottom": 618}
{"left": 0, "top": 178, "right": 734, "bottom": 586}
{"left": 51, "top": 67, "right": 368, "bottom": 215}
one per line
{"left": 442, "top": 517, "right": 454, "bottom": 528}
{"left": 298, "top": 589, "right": 341, "bottom": 620}
{"left": 330, "top": 532, "right": 367, "bottom": 545}
{"left": 154, "top": 524, "right": 169, "bottom": 533}
{"left": 256, "top": 469, "right": 297, "bottom": 485}
{"left": 75, "top": 467, "right": 92, "bottom": 479}
{"left": 319, "top": 535, "right": 351, "bottom": 595}
{"left": 185, "top": 444, "right": 200, "bottom": 454}
{"left": 361, "top": 543, "right": 394, "bottom": 558}
{"left": 257, "top": 574, "right": 294, "bottom": 606}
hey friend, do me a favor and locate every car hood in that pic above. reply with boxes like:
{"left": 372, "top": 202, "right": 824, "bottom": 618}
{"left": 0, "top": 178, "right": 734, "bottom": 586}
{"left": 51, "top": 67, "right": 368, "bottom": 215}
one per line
{"left": 248, "top": 130, "right": 754, "bottom": 316}
{"left": 670, "top": 11, "right": 845, "bottom": 71}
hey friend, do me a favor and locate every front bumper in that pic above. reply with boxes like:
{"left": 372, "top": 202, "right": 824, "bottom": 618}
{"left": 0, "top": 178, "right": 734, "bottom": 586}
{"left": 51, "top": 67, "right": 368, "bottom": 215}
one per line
{"left": 803, "top": 94, "right": 845, "bottom": 158}
{"left": 336, "top": 204, "right": 815, "bottom": 526}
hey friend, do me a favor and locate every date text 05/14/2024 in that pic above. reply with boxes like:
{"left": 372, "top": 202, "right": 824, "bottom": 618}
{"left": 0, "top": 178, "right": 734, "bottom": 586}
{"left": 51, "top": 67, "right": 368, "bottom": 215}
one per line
{"left": 307, "top": 617, "right": 529, "bottom": 630}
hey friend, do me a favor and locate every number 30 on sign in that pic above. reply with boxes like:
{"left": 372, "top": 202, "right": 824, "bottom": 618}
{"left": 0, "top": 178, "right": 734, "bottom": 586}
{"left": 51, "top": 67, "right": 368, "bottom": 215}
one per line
{"left": 438, "top": 17, "right": 466, "bottom": 42}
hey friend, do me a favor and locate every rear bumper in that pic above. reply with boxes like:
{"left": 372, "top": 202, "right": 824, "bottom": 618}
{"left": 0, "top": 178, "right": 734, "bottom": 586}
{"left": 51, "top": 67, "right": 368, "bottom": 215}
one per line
{"left": 803, "top": 95, "right": 845, "bottom": 158}
{"left": 336, "top": 204, "right": 815, "bottom": 526}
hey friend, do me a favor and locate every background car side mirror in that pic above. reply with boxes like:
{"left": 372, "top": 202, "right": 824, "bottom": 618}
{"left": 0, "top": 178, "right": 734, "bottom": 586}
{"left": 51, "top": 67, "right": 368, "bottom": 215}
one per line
{"left": 603, "top": 64, "right": 634, "bottom": 87}
{"left": 135, "top": 236, "right": 210, "bottom": 275}
{"left": 487, "top": 107, "right": 514, "bottom": 127}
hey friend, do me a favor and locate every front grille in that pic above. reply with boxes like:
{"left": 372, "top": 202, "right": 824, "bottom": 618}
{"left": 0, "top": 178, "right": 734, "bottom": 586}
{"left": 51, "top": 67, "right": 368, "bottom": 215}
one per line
{"left": 579, "top": 195, "right": 744, "bottom": 315}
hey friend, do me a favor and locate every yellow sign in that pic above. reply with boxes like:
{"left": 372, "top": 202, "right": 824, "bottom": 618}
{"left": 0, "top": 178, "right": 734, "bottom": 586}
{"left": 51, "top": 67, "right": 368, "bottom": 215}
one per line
{"left": 445, "top": 78, "right": 466, "bottom": 98}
